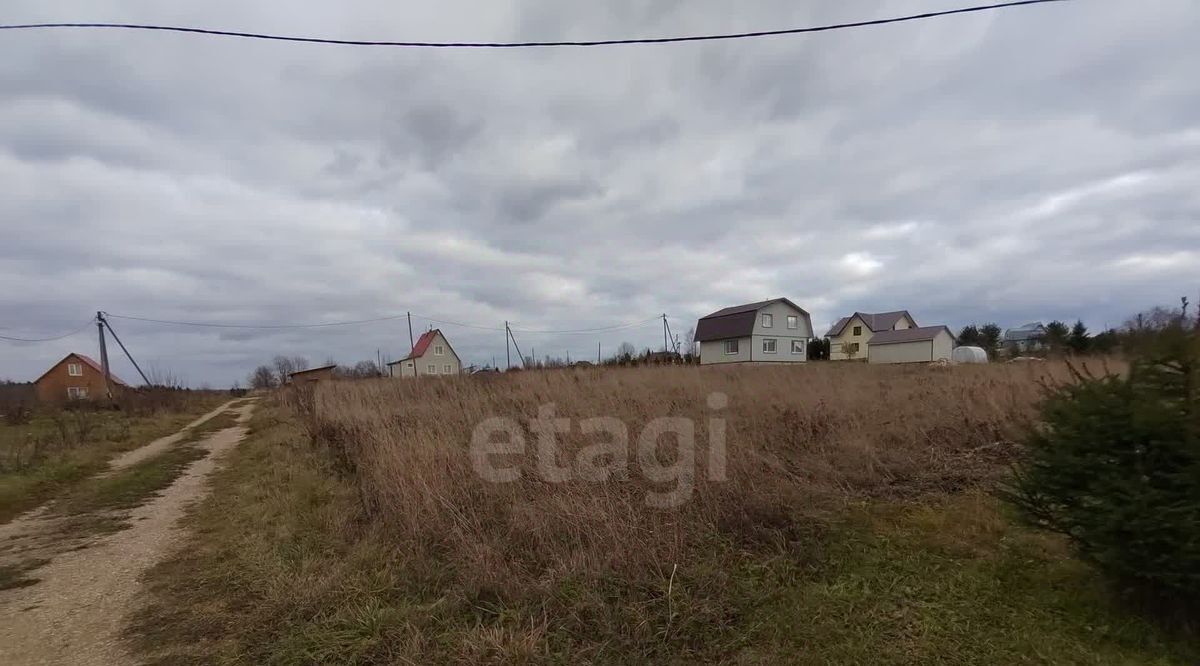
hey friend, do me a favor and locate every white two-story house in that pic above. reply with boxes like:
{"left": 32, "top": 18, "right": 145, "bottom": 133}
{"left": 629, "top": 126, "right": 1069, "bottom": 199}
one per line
{"left": 694, "top": 298, "right": 814, "bottom": 365}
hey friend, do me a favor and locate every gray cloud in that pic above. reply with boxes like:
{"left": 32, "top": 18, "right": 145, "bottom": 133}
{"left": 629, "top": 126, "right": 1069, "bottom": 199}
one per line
{"left": 2, "top": 0, "right": 1199, "bottom": 385}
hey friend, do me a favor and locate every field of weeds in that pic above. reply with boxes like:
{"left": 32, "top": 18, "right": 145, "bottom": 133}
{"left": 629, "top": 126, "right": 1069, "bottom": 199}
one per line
{"left": 133, "top": 359, "right": 1198, "bottom": 664}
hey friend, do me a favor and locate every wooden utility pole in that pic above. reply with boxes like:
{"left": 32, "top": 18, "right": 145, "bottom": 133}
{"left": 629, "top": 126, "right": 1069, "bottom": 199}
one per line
{"left": 598, "top": 341, "right": 601, "bottom": 364}
{"left": 505, "top": 321, "right": 510, "bottom": 369}
{"left": 663, "top": 313, "right": 669, "bottom": 353}
{"left": 96, "top": 311, "right": 112, "bottom": 399}
{"left": 407, "top": 312, "right": 415, "bottom": 354}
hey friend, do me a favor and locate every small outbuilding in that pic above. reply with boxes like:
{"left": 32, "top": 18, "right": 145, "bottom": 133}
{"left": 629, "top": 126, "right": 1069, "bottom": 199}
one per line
{"left": 289, "top": 365, "right": 337, "bottom": 384}
{"left": 867, "top": 326, "right": 955, "bottom": 364}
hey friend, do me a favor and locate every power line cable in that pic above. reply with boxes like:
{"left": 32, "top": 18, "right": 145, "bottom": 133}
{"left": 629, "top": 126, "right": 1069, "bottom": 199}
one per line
{"left": 0, "top": 321, "right": 93, "bottom": 343}
{"left": 104, "top": 310, "right": 664, "bottom": 335}
{"left": 0, "top": 1, "right": 1070, "bottom": 49}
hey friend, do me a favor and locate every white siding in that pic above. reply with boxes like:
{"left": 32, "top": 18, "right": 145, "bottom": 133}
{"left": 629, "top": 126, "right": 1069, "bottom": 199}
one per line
{"left": 868, "top": 330, "right": 954, "bottom": 364}
{"left": 699, "top": 337, "right": 751, "bottom": 365}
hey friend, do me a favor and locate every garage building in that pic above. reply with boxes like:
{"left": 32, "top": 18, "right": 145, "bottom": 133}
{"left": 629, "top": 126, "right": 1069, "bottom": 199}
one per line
{"left": 867, "top": 326, "right": 955, "bottom": 364}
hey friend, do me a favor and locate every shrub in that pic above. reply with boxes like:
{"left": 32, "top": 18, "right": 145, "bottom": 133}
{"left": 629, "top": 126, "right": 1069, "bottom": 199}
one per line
{"left": 1007, "top": 330, "right": 1200, "bottom": 603}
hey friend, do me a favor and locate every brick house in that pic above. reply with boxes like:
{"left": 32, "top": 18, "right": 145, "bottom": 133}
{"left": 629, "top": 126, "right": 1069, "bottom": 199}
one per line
{"left": 34, "top": 353, "right": 128, "bottom": 403}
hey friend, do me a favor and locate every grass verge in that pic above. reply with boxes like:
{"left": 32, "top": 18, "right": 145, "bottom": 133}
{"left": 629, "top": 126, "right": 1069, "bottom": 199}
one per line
{"left": 179, "top": 410, "right": 241, "bottom": 444}
{"left": 126, "top": 401, "right": 1198, "bottom": 665}
{"left": 0, "top": 397, "right": 225, "bottom": 523}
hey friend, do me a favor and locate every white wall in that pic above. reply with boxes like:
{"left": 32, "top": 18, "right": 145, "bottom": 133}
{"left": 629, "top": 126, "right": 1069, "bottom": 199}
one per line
{"left": 868, "top": 330, "right": 954, "bottom": 364}
{"left": 699, "top": 337, "right": 751, "bottom": 365}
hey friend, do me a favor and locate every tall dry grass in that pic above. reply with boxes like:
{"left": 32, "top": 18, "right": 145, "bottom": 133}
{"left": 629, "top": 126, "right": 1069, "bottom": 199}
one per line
{"left": 286, "top": 360, "right": 1117, "bottom": 657}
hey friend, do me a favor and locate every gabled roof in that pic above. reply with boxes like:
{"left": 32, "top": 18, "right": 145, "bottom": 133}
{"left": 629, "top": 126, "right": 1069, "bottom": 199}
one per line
{"left": 34, "top": 353, "right": 129, "bottom": 386}
{"left": 695, "top": 298, "right": 812, "bottom": 342}
{"left": 397, "top": 329, "right": 458, "bottom": 362}
{"left": 825, "top": 311, "right": 914, "bottom": 337}
{"left": 867, "top": 325, "right": 954, "bottom": 345}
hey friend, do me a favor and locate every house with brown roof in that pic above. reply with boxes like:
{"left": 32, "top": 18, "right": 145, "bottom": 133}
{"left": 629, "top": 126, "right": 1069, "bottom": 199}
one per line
{"left": 34, "top": 353, "right": 128, "bottom": 403}
{"left": 694, "top": 298, "right": 813, "bottom": 365}
{"left": 824, "top": 310, "right": 918, "bottom": 361}
{"left": 387, "top": 329, "right": 462, "bottom": 378}
{"left": 867, "top": 326, "right": 956, "bottom": 364}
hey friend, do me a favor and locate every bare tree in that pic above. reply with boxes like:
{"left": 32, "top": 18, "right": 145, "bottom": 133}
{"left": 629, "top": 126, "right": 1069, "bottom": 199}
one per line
{"left": 272, "top": 355, "right": 310, "bottom": 384}
{"left": 248, "top": 365, "right": 276, "bottom": 389}
{"left": 145, "top": 363, "right": 184, "bottom": 389}
{"left": 683, "top": 327, "right": 697, "bottom": 357}
{"left": 351, "top": 360, "right": 381, "bottom": 378}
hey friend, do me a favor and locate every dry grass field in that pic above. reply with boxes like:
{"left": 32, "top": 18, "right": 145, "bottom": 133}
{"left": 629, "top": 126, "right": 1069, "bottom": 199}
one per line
{"left": 131, "top": 360, "right": 1198, "bottom": 664}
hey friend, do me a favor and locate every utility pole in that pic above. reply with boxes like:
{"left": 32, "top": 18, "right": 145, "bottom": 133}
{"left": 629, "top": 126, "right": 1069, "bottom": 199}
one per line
{"left": 96, "top": 311, "right": 112, "bottom": 399}
{"left": 505, "top": 321, "right": 510, "bottom": 370}
{"left": 407, "top": 312, "right": 415, "bottom": 355}
{"left": 101, "top": 317, "right": 151, "bottom": 386}
{"left": 663, "top": 313, "right": 669, "bottom": 353}
{"left": 598, "top": 341, "right": 601, "bottom": 364}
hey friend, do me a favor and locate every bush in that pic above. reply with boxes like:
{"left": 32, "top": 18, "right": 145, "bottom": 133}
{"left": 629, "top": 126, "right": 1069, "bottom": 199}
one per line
{"left": 1007, "top": 330, "right": 1200, "bottom": 604}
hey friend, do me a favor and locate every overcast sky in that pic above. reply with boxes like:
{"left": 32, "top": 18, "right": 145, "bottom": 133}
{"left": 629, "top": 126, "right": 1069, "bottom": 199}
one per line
{"left": 2, "top": 0, "right": 1198, "bottom": 386}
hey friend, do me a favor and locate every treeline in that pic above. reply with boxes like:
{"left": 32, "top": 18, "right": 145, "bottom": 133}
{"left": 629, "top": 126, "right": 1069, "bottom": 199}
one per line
{"left": 960, "top": 298, "right": 1197, "bottom": 358}
{"left": 245, "top": 355, "right": 384, "bottom": 389}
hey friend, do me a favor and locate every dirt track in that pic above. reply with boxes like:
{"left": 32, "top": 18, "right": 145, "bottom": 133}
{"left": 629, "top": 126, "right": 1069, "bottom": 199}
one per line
{"left": 0, "top": 400, "right": 254, "bottom": 666}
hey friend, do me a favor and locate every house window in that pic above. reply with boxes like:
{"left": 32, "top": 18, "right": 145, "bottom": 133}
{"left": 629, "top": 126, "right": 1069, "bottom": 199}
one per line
{"left": 791, "top": 340, "right": 805, "bottom": 354}
{"left": 443, "top": 364, "right": 452, "bottom": 374}
{"left": 68, "top": 363, "right": 82, "bottom": 376}
{"left": 787, "top": 315, "right": 798, "bottom": 330}
{"left": 723, "top": 339, "right": 739, "bottom": 355}
{"left": 427, "top": 364, "right": 437, "bottom": 374}
{"left": 849, "top": 343, "right": 860, "bottom": 353}
{"left": 763, "top": 339, "right": 777, "bottom": 354}
{"left": 761, "top": 313, "right": 773, "bottom": 328}
{"left": 852, "top": 326, "right": 862, "bottom": 336}
{"left": 434, "top": 345, "right": 445, "bottom": 356}
{"left": 67, "top": 386, "right": 88, "bottom": 399}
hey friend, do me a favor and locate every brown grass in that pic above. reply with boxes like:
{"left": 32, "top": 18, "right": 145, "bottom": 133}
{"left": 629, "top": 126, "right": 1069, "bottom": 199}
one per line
{"left": 284, "top": 361, "right": 1115, "bottom": 659}
{"left": 133, "top": 360, "right": 1199, "bottom": 665}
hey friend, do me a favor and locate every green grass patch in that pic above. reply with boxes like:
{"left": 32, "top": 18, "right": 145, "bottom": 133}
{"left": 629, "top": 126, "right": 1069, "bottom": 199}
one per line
{"left": 179, "top": 410, "right": 241, "bottom": 444}
{"left": 0, "top": 397, "right": 225, "bottom": 523}
{"left": 126, "top": 405, "right": 1198, "bottom": 665}
{"left": 53, "top": 443, "right": 208, "bottom": 518}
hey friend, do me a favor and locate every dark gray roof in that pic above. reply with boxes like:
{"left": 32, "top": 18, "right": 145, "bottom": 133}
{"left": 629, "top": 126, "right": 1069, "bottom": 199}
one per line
{"left": 289, "top": 364, "right": 337, "bottom": 377}
{"left": 825, "top": 310, "right": 914, "bottom": 337}
{"left": 695, "top": 298, "right": 811, "bottom": 342}
{"left": 867, "top": 325, "right": 954, "bottom": 345}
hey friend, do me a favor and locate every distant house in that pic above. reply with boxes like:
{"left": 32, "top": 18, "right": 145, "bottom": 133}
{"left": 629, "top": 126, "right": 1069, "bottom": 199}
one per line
{"left": 289, "top": 365, "right": 337, "bottom": 384}
{"left": 825, "top": 310, "right": 918, "bottom": 361}
{"left": 694, "top": 298, "right": 813, "bottom": 365}
{"left": 34, "top": 353, "right": 128, "bottom": 403}
{"left": 388, "top": 329, "right": 462, "bottom": 378}
{"left": 867, "top": 326, "right": 956, "bottom": 364}
{"left": 1003, "top": 322, "right": 1047, "bottom": 352}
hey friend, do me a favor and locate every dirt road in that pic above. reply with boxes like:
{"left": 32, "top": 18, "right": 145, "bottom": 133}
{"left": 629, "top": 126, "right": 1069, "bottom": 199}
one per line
{"left": 0, "top": 400, "right": 255, "bottom": 666}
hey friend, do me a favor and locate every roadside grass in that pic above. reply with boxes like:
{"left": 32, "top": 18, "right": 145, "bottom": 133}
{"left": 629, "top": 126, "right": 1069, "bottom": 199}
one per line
{"left": 0, "top": 396, "right": 225, "bottom": 523}
{"left": 128, "top": 397, "right": 1198, "bottom": 665}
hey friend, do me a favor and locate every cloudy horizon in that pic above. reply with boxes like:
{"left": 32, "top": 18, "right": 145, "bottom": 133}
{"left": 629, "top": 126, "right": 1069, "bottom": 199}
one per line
{"left": 2, "top": 0, "right": 1198, "bottom": 386}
